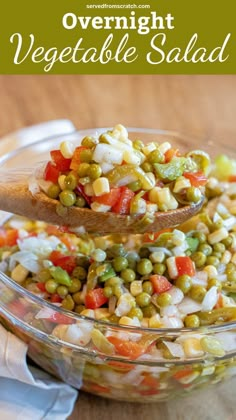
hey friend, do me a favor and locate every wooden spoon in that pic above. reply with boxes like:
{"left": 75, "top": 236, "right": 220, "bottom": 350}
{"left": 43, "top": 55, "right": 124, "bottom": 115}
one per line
{"left": 0, "top": 181, "right": 204, "bottom": 234}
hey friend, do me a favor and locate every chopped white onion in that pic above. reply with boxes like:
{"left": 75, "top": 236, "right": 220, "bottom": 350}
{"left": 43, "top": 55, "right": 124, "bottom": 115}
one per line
{"left": 167, "top": 286, "right": 184, "bottom": 305}
{"left": 163, "top": 341, "right": 185, "bottom": 358}
{"left": 177, "top": 297, "right": 202, "bottom": 315}
{"left": 215, "top": 332, "right": 236, "bottom": 352}
{"left": 201, "top": 286, "right": 218, "bottom": 311}
{"left": 161, "top": 316, "right": 184, "bottom": 328}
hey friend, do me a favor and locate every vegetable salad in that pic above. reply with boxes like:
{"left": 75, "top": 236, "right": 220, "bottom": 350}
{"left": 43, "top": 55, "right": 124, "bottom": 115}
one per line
{"left": 38, "top": 125, "right": 209, "bottom": 215}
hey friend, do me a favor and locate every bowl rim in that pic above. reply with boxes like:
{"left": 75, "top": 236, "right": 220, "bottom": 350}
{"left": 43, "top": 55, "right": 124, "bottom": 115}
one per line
{"left": 0, "top": 127, "right": 235, "bottom": 334}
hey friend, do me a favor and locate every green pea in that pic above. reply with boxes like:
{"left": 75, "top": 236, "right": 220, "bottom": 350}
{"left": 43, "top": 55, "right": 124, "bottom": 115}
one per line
{"left": 127, "top": 252, "right": 140, "bottom": 269}
{"left": 213, "top": 243, "right": 226, "bottom": 253}
{"left": 113, "top": 285, "right": 123, "bottom": 298}
{"left": 106, "top": 277, "right": 123, "bottom": 287}
{"left": 226, "top": 263, "right": 235, "bottom": 274}
{"left": 103, "top": 286, "right": 113, "bottom": 298}
{"left": 142, "top": 281, "right": 154, "bottom": 295}
{"left": 57, "top": 285, "right": 69, "bottom": 298}
{"left": 47, "top": 184, "right": 61, "bottom": 199}
{"left": 77, "top": 163, "right": 90, "bottom": 177}
{"left": 106, "top": 244, "right": 126, "bottom": 259}
{"left": 200, "top": 337, "right": 225, "bottom": 357}
{"left": 75, "top": 196, "right": 86, "bottom": 208}
{"left": 227, "top": 271, "right": 236, "bottom": 282}
{"left": 175, "top": 275, "right": 192, "bottom": 293}
{"left": 191, "top": 252, "right": 206, "bottom": 268}
{"left": 141, "top": 162, "right": 153, "bottom": 173}
{"left": 128, "top": 180, "right": 142, "bottom": 192}
{"left": 156, "top": 292, "right": 172, "bottom": 307}
{"left": 206, "top": 256, "right": 220, "bottom": 267}
{"left": 37, "top": 269, "right": 51, "bottom": 283}
{"left": 136, "top": 292, "right": 151, "bottom": 307}
{"left": 72, "top": 292, "right": 83, "bottom": 304}
{"left": 45, "top": 279, "right": 58, "bottom": 294}
{"left": 184, "top": 314, "right": 200, "bottom": 328}
{"left": 59, "top": 190, "right": 76, "bottom": 207}
{"left": 212, "top": 252, "right": 222, "bottom": 260}
{"left": 193, "top": 231, "right": 206, "bottom": 243}
{"left": 186, "top": 186, "right": 202, "bottom": 203}
{"left": 72, "top": 266, "right": 87, "bottom": 281}
{"left": 128, "top": 307, "right": 143, "bottom": 321}
{"left": 222, "top": 236, "right": 233, "bottom": 248}
{"left": 68, "top": 278, "right": 82, "bottom": 293}
{"left": 142, "top": 303, "right": 157, "bottom": 317}
{"left": 61, "top": 295, "right": 75, "bottom": 311}
{"left": 190, "top": 285, "right": 207, "bottom": 302}
{"left": 148, "top": 149, "right": 164, "bottom": 164}
{"left": 112, "top": 256, "right": 128, "bottom": 272}
{"left": 120, "top": 268, "right": 136, "bottom": 283}
{"left": 208, "top": 278, "right": 222, "bottom": 290}
{"left": 88, "top": 164, "right": 102, "bottom": 180}
{"left": 198, "top": 243, "right": 213, "bottom": 256}
{"left": 64, "top": 173, "right": 78, "bottom": 190}
{"left": 137, "top": 259, "right": 153, "bottom": 275}
{"left": 133, "top": 139, "right": 144, "bottom": 150}
{"left": 80, "top": 149, "right": 93, "bottom": 163}
{"left": 109, "top": 314, "right": 120, "bottom": 324}
{"left": 99, "top": 134, "right": 109, "bottom": 144}
{"left": 75, "top": 304, "right": 85, "bottom": 313}
{"left": 81, "top": 136, "right": 96, "bottom": 148}
{"left": 139, "top": 248, "right": 150, "bottom": 258}
{"left": 210, "top": 220, "right": 224, "bottom": 231}
{"left": 153, "top": 263, "right": 166, "bottom": 275}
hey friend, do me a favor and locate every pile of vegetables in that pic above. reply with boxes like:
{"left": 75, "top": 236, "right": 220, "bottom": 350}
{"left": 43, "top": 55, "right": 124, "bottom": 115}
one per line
{"left": 38, "top": 125, "right": 209, "bottom": 215}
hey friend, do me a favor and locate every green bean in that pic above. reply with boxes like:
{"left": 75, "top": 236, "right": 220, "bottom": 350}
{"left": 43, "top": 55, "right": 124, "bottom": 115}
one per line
{"left": 197, "top": 307, "right": 236, "bottom": 325}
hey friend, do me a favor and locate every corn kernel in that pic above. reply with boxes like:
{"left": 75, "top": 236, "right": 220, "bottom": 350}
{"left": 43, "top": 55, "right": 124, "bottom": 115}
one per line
{"left": 94, "top": 308, "right": 110, "bottom": 319}
{"left": 90, "top": 202, "right": 111, "bottom": 212}
{"left": 11, "top": 264, "right": 29, "bottom": 283}
{"left": 221, "top": 250, "right": 232, "bottom": 264}
{"left": 148, "top": 314, "right": 162, "bottom": 328}
{"left": 208, "top": 228, "right": 228, "bottom": 245}
{"left": 203, "top": 265, "right": 218, "bottom": 279}
{"left": 80, "top": 309, "right": 95, "bottom": 318}
{"left": 142, "top": 142, "right": 157, "bottom": 155}
{"left": 158, "top": 142, "right": 171, "bottom": 154}
{"left": 183, "top": 338, "right": 204, "bottom": 358}
{"left": 173, "top": 177, "right": 191, "bottom": 193}
{"left": 130, "top": 281, "right": 143, "bottom": 296}
{"left": 123, "top": 150, "right": 142, "bottom": 165}
{"left": 119, "top": 316, "right": 140, "bottom": 326}
{"left": 60, "top": 141, "right": 75, "bottom": 158}
{"left": 93, "top": 177, "right": 110, "bottom": 196}
{"left": 84, "top": 183, "right": 94, "bottom": 197}
{"left": 58, "top": 175, "right": 66, "bottom": 190}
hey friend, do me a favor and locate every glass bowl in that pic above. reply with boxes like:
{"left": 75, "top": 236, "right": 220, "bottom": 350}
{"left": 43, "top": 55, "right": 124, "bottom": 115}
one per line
{"left": 0, "top": 127, "right": 235, "bottom": 403}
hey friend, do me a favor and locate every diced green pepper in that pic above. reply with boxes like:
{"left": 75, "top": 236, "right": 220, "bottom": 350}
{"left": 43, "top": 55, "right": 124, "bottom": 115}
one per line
{"left": 153, "top": 157, "right": 187, "bottom": 181}
{"left": 49, "top": 266, "right": 72, "bottom": 287}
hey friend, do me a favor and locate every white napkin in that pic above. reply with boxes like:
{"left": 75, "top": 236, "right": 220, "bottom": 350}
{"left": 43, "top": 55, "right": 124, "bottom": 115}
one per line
{"left": 0, "top": 121, "right": 79, "bottom": 419}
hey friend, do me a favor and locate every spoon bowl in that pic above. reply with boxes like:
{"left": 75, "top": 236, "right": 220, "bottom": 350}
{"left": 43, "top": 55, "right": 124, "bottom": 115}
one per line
{"left": 0, "top": 181, "right": 204, "bottom": 234}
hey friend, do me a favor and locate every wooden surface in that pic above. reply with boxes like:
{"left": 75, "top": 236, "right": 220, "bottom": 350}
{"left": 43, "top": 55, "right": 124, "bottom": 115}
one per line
{"left": 0, "top": 75, "right": 236, "bottom": 419}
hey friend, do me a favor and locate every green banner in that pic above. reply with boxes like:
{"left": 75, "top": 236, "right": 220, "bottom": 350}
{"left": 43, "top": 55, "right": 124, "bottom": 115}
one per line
{"left": 0, "top": 0, "right": 235, "bottom": 74}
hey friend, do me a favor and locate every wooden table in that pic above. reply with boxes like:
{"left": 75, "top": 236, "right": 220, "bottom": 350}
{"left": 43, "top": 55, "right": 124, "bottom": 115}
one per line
{"left": 0, "top": 75, "right": 235, "bottom": 420}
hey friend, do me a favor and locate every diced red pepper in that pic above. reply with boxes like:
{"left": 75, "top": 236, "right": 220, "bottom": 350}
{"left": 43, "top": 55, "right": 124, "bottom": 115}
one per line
{"left": 183, "top": 171, "right": 208, "bottom": 187}
{"left": 44, "top": 161, "right": 60, "bottom": 183}
{"left": 49, "top": 250, "right": 76, "bottom": 274}
{"left": 36, "top": 282, "right": 47, "bottom": 292}
{"left": 8, "top": 300, "right": 27, "bottom": 318}
{"left": 107, "top": 336, "right": 145, "bottom": 360}
{"left": 175, "top": 256, "right": 195, "bottom": 277}
{"left": 139, "top": 389, "right": 160, "bottom": 396}
{"left": 50, "top": 293, "right": 63, "bottom": 303}
{"left": 111, "top": 187, "right": 135, "bottom": 215}
{"left": 228, "top": 175, "right": 236, "bottom": 182}
{"left": 50, "top": 150, "right": 71, "bottom": 172}
{"left": 85, "top": 288, "right": 108, "bottom": 309}
{"left": 173, "top": 368, "right": 193, "bottom": 381}
{"left": 70, "top": 146, "right": 89, "bottom": 171}
{"left": 141, "top": 375, "right": 160, "bottom": 388}
{"left": 150, "top": 274, "right": 172, "bottom": 294}
{"left": 93, "top": 188, "right": 121, "bottom": 207}
{"left": 47, "top": 312, "right": 75, "bottom": 324}
{"left": 165, "top": 148, "right": 180, "bottom": 163}
{"left": 76, "top": 184, "right": 91, "bottom": 205}
{"left": 0, "top": 228, "right": 19, "bottom": 247}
